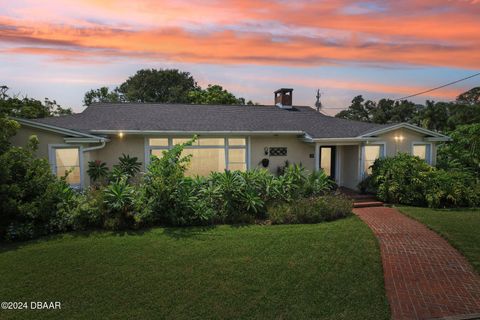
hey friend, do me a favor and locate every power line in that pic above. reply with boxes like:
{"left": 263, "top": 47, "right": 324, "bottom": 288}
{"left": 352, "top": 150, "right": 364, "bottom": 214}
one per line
{"left": 394, "top": 71, "right": 480, "bottom": 101}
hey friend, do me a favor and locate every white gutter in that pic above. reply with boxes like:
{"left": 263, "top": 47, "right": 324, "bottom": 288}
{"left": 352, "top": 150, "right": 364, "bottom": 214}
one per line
{"left": 90, "top": 130, "right": 305, "bottom": 136}
{"left": 12, "top": 117, "right": 108, "bottom": 141}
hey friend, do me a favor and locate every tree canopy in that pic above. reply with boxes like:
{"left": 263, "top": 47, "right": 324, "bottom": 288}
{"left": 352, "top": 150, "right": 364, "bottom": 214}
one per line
{"left": 0, "top": 86, "right": 72, "bottom": 119}
{"left": 83, "top": 69, "right": 252, "bottom": 106}
{"left": 335, "top": 87, "right": 480, "bottom": 132}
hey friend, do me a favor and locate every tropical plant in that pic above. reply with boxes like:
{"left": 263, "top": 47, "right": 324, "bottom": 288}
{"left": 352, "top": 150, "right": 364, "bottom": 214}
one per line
{"left": 110, "top": 154, "right": 142, "bottom": 182}
{"left": 103, "top": 176, "right": 136, "bottom": 229}
{"left": 87, "top": 160, "right": 109, "bottom": 183}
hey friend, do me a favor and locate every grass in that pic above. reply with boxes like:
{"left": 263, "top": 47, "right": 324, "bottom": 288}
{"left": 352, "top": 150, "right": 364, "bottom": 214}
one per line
{"left": 398, "top": 206, "right": 480, "bottom": 273}
{"left": 0, "top": 216, "right": 389, "bottom": 320}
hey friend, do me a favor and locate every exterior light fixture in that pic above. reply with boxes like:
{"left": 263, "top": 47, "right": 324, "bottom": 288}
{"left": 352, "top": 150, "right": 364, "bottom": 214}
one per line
{"left": 118, "top": 132, "right": 124, "bottom": 138}
{"left": 394, "top": 135, "right": 404, "bottom": 141}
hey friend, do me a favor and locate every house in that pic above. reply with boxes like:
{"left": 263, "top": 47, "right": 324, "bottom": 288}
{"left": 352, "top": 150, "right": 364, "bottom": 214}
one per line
{"left": 10, "top": 88, "right": 450, "bottom": 189}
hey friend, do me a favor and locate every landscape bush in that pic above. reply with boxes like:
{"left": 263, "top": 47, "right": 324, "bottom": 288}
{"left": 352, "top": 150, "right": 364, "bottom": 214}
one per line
{"left": 369, "top": 153, "right": 480, "bottom": 208}
{"left": 268, "top": 195, "right": 352, "bottom": 224}
{"left": 0, "top": 137, "right": 76, "bottom": 240}
{"left": 1, "top": 135, "right": 345, "bottom": 241}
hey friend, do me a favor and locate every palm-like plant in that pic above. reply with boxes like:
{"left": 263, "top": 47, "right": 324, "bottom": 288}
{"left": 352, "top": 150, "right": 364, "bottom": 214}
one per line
{"left": 87, "top": 160, "right": 109, "bottom": 183}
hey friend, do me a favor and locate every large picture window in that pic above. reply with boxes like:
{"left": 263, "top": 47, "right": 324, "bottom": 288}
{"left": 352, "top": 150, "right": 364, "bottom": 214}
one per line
{"left": 52, "top": 147, "right": 81, "bottom": 185}
{"left": 147, "top": 137, "right": 248, "bottom": 176}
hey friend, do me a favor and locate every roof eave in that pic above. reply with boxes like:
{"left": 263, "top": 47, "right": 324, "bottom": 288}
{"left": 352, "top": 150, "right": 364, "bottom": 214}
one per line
{"left": 359, "top": 122, "right": 450, "bottom": 139}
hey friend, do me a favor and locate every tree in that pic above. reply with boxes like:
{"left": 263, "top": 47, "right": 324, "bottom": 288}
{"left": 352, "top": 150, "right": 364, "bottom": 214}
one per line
{"left": 83, "top": 69, "right": 256, "bottom": 106}
{"left": 83, "top": 87, "right": 123, "bottom": 106}
{"left": 456, "top": 87, "right": 480, "bottom": 105}
{"left": 188, "top": 85, "right": 246, "bottom": 105}
{"left": 0, "top": 86, "right": 72, "bottom": 119}
{"left": 335, "top": 95, "right": 374, "bottom": 122}
{"left": 437, "top": 124, "right": 480, "bottom": 178}
{"left": 118, "top": 69, "right": 198, "bottom": 103}
{"left": 418, "top": 101, "right": 449, "bottom": 132}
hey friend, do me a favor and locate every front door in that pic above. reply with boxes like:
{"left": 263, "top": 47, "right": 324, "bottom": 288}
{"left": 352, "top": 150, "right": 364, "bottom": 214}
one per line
{"left": 320, "top": 146, "right": 336, "bottom": 179}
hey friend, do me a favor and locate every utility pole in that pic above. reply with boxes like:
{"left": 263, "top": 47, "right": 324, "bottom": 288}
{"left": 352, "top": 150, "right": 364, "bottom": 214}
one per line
{"left": 315, "top": 89, "right": 322, "bottom": 112}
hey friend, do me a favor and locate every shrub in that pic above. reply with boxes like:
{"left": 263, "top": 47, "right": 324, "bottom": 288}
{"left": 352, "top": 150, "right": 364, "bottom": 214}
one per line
{"left": 87, "top": 160, "right": 109, "bottom": 185}
{"left": 370, "top": 153, "right": 432, "bottom": 206}
{"left": 370, "top": 153, "right": 480, "bottom": 208}
{"left": 425, "top": 170, "right": 479, "bottom": 208}
{"left": 103, "top": 177, "right": 136, "bottom": 230}
{"left": 268, "top": 195, "right": 352, "bottom": 225}
{"left": 137, "top": 138, "right": 208, "bottom": 226}
{"left": 110, "top": 154, "right": 142, "bottom": 182}
{"left": 68, "top": 188, "right": 104, "bottom": 230}
{"left": 0, "top": 139, "right": 75, "bottom": 240}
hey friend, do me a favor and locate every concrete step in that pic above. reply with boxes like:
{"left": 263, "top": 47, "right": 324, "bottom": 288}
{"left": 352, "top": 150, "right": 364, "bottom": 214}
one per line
{"left": 353, "top": 201, "right": 384, "bottom": 208}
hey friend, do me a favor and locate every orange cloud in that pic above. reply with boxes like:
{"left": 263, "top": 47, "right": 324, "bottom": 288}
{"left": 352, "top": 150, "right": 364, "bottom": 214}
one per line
{"left": 1, "top": 0, "right": 479, "bottom": 70}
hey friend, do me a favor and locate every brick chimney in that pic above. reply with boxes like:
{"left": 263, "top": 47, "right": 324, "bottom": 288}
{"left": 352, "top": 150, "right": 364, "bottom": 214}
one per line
{"left": 274, "top": 88, "right": 293, "bottom": 109}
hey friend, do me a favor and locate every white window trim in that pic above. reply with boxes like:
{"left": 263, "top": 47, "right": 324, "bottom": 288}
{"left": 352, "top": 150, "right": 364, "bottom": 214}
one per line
{"left": 144, "top": 136, "right": 249, "bottom": 172}
{"left": 411, "top": 141, "right": 433, "bottom": 165}
{"left": 360, "top": 142, "right": 386, "bottom": 179}
{"left": 48, "top": 144, "right": 84, "bottom": 188}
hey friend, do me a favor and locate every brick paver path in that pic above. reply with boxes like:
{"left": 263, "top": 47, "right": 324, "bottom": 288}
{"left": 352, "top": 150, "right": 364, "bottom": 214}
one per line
{"left": 353, "top": 206, "right": 480, "bottom": 320}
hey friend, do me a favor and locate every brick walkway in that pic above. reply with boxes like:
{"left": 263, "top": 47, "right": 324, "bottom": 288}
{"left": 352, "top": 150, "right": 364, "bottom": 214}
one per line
{"left": 353, "top": 206, "right": 480, "bottom": 320}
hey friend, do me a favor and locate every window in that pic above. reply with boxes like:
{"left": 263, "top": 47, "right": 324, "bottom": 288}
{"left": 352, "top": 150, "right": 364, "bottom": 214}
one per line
{"left": 363, "top": 145, "right": 384, "bottom": 175}
{"left": 146, "top": 137, "right": 247, "bottom": 175}
{"left": 182, "top": 148, "right": 226, "bottom": 176}
{"left": 412, "top": 143, "right": 431, "bottom": 164}
{"left": 53, "top": 147, "right": 81, "bottom": 185}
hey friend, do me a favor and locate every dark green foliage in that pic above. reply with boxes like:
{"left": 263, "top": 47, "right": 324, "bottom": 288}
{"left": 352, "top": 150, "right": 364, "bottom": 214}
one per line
{"left": 188, "top": 84, "right": 248, "bottom": 105}
{"left": 335, "top": 87, "right": 480, "bottom": 132}
{"left": 68, "top": 188, "right": 104, "bottom": 230}
{"left": 369, "top": 153, "right": 480, "bottom": 208}
{"left": 437, "top": 124, "right": 480, "bottom": 178}
{"left": 103, "top": 177, "right": 136, "bottom": 230}
{"left": 82, "top": 69, "right": 254, "bottom": 106}
{"left": 0, "top": 86, "right": 72, "bottom": 118}
{"left": 110, "top": 154, "right": 141, "bottom": 182}
{"left": 268, "top": 195, "right": 352, "bottom": 224}
{"left": 0, "top": 140, "right": 75, "bottom": 240}
{"left": 83, "top": 86, "right": 123, "bottom": 106}
{"left": 87, "top": 160, "right": 109, "bottom": 183}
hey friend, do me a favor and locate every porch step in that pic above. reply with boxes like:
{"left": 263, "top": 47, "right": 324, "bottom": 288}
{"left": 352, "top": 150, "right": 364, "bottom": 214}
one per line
{"left": 353, "top": 201, "right": 384, "bottom": 208}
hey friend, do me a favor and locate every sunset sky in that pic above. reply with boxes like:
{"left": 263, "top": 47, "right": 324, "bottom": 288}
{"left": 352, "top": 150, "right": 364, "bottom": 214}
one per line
{"left": 1, "top": 0, "right": 479, "bottom": 114}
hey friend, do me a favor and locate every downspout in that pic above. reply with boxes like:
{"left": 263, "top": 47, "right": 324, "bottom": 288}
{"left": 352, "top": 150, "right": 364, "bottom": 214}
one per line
{"left": 83, "top": 140, "right": 106, "bottom": 152}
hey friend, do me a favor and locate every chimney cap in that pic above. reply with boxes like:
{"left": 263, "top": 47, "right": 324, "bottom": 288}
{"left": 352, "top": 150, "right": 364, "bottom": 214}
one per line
{"left": 274, "top": 88, "right": 294, "bottom": 94}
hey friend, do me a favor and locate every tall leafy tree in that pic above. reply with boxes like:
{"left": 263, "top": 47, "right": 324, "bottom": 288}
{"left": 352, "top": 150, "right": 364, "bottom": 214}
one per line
{"left": 456, "top": 86, "right": 480, "bottom": 105}
{"left": 118, "top": 69, "right": 198, "bottom": 103}
{"left": 83, "top": 87, "right": 123, "bottom": 106}
{"left": 188, "top": 85, "right": 248, "bottom": 105}
{"left": 335, "top": 95, "right": 374, "bottom": 122}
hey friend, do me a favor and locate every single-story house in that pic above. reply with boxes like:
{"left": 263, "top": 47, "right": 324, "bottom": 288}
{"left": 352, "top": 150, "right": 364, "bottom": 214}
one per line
{"left": 10, "top": 88, "right": 450, "bottom": 189}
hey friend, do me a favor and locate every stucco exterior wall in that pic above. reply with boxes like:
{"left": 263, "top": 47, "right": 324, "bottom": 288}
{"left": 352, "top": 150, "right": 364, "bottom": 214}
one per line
{"left": 339, "top": 145, "right": 360, "bottom": 190}
{"left": 376, "top": 128, "right": 437, "bottom": 165}
{"left": 10, "top": 126, "right": 65, "bottom": 159}
{"left": 250, "top": 135, "right": 314, "bottom": 173}
{"left": 95, "top": 135, "right": 146, "bottom": 170}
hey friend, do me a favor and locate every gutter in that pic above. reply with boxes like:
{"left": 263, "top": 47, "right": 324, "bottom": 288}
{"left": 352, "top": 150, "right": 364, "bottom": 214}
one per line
{"left": 89, "top": 130, "right": 305, "bottom": 136}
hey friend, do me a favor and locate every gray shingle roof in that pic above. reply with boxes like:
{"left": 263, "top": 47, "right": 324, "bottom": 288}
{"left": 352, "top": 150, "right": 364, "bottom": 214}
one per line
{"left": 32, "top": 103, "right": 388, "bottom": 139}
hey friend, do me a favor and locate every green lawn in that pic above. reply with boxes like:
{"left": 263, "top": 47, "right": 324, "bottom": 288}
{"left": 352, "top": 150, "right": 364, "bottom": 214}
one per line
{"left": 0, "top": 216, "right": 389, "bottom": 320}
{"left": 398, "top": 206, "right": 480, "bottom": 273}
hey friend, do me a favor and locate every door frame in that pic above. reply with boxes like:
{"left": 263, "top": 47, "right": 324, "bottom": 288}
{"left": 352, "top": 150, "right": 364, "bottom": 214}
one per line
{"left": 319, "top": 145, "right": 336, "bottom": 179}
